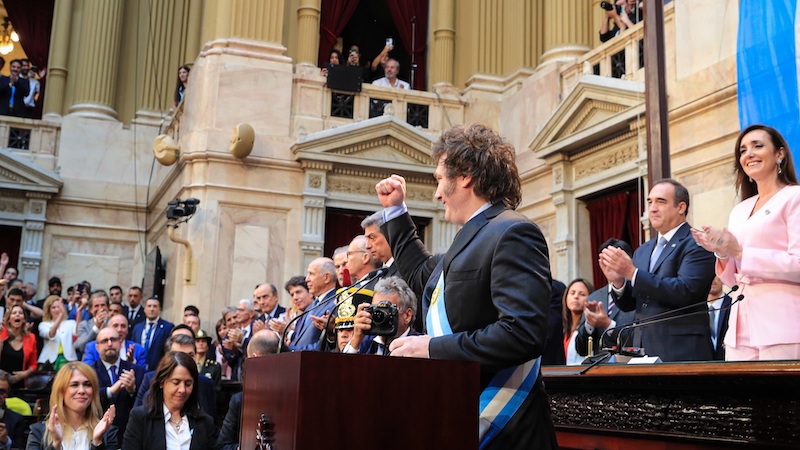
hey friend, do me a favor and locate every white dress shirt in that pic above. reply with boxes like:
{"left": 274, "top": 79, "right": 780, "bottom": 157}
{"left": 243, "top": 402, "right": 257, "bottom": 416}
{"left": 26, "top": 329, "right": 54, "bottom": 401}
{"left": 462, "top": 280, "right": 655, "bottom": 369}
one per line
{"left": 163, "top": 404, "right": 191, "bottom": 450}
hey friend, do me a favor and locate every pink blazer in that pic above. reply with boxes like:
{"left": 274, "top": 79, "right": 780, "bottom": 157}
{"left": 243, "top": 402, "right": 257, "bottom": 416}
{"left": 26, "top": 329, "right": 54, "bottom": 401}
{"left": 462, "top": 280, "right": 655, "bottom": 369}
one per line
{"left": 717, "top": 184, "right": 800, "bottom": 347}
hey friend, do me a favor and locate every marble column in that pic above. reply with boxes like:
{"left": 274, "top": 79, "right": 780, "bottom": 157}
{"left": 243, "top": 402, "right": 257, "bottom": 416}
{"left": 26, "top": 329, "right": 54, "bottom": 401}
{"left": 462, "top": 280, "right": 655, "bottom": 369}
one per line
{"left": 20, "top": 196, "right": 47, "bottom": 285}
{"left": 230, "top": 0, "right": 285, "bottom": 44}
{"left": 42, "top": 0, "right": 72, "bottom": 118}
{"left": 69, "top": 0, "right": 124, "bottom": 119}
{"left": 539, "top": 0, "right": 593, "bottom": 66}
{"left": 300, "top": 163, "right": 330, "bottom": 272}
{"left": 430, "top": 0, "right": 455, "bottom": 85}
{"left": 296, "top": 0, "right": 321, "bottom": 64}
{"left": 138, "top": 0, "right": 181, "bottom": 120}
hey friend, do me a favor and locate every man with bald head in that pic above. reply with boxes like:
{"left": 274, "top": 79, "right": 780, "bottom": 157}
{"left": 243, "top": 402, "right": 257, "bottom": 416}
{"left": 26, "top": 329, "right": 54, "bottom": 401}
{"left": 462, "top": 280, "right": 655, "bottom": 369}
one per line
{"left": 83, "top": 313, "right": 147, "bottom": 366}
{"left": 90, "top": 326, "right": 144, "bottom": 437}
{"left": 288, "top": 258, "right": 338, "bottom": 351}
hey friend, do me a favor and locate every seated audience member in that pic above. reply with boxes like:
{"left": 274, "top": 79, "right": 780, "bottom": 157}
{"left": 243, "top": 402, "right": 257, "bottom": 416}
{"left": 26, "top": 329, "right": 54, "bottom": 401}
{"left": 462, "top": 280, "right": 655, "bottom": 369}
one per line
{"left": 0, "top": 370, "right": 25, "bottom": 449}
{"left": 214, "top": 318, "right": 233, "bottom": 380}
{"left": 332, "top": 246, "right": 349, "bottom": 287}
{"left": 343, "top": 276, "right": 420, "bottom": 355}
{"left": 27, "top": 362, "right": 117, "bottom": 450}
{"left": 134, "top": 334, "right": 216, "bottom": 417}
{"left": 173, "top": 64, "right": 190, "bottom": 110}
{"left": 0, "top": 59, "right": 29, "bottom": 117}
{"left": 183, "top": 314, "right": 201, "bottom": 333}
{"left": 109, "top": 302, "right": 124, "bottom": 316}
{"left": 287, "top": 258, "right": 337, "bottom": 351}
{"left": 83, "top": 313, "right": 146, "bottom": 367}
{"left": 91, "top": 326, "right": 145, "bottom": 438}
{"left": 576, "top": 239, "right": 637, "bottom": 357}
{"left": 598, "top": 0, "right": 643, "bottom": 43}
{"left": 371, "top": 59, "right": 410, "bottom": 90}
{"left": 124, "top": 352, "right": 219, "bottom": 450}
{"left": 542, "top": 279, "right": 567, "bottom": 365}
{"left": 562, "top": 278, "right": 592, "bottom": 365}
{"left": 320, "top": 49, "right": 342, "bottom": 76}
{"left": 0, "top": 304, "right": 37, "bottom": 391}
{"left": 707, "top": 276, "right": 731, "bottom": 361}
{"left": 108, "top": 285, "right": 124, "bottom": 306}
{"left": 39, "top": 295, "right": 83, "bottom": 370}
{"left": 194, "top": 329, "right": 221, "bottom": 391}
{"left": 131, "top": 298, "right": 174, "bottom": 370}
{"left": 217, "top": 330, "right": 279, "bottom": 450}
{"left": 254, "top": 283, "right": 285, "bottom": 323}
{"left": 183, "top": 305, "right": 199, "bottom": 321}
{"left": 125, "top": 286, "right": 145, "bottom": 327}
{"left": 75, "top": 291, "right": 111, "bottom": 355}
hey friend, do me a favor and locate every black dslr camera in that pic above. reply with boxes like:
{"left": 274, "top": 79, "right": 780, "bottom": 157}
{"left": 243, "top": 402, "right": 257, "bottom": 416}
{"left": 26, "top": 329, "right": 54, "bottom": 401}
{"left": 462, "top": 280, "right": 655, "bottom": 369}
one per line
{"left": 364, "top": 301, "right": 398, "bottom": 336}
{"left": 600, "top": 1, "right": 614, "bottom": 11}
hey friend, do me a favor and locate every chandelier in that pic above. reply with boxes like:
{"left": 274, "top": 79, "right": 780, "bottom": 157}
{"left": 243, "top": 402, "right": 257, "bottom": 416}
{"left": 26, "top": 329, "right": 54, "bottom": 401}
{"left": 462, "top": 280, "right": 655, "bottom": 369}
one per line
{"left": 0, "top": 17, "right": 19, "bottom": 56}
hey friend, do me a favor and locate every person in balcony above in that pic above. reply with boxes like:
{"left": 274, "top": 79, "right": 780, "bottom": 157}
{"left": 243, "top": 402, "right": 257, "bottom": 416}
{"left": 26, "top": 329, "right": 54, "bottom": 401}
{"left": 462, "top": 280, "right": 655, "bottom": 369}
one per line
{"left": 321, "top": 49, "right": 341, "bottom": 76}
{"left": 371, "top": 59, "right": 410, "bottom": 90}
{"left": 599, "top": 0, "right": 644, "bottom": 43}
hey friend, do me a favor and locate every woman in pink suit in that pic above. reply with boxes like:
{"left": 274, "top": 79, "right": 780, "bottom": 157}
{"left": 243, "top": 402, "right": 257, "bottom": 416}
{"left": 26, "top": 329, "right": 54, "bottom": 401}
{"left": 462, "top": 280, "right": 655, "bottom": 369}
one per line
{"left": 692, "top": 124, "right": 800, "bottom": 361}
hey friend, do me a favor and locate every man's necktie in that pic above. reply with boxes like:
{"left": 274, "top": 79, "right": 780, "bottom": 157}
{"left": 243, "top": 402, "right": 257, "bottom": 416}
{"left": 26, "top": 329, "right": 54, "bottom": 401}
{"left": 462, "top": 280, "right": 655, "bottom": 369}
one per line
{"left": 649, "top": 237, "right": 667, "bottom": 271}
{"left": 144, "top": 323, "right": 154, "bottom": 349}
{"left": 709, "top": 304, "right": 717, "bottom": 349}
{"left": 109, "top": 365, "right": 118, "bottom": 384}
{"left": 607, "top": 292, "right": 615, "bottom": 317}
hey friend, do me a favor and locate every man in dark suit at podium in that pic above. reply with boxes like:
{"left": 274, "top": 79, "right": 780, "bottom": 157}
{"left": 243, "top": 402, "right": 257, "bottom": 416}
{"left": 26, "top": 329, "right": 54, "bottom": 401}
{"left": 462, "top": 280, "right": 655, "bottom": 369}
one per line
{"left": 599, "top": 179, "right": 715, "bottom": 362}
{"left": 375, "top": 124, "right": 557, "bottom": 449}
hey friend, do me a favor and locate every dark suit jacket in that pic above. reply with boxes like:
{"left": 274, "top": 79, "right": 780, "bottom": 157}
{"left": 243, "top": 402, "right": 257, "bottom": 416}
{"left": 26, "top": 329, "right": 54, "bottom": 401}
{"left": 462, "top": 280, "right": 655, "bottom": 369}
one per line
{"left": 541, "top": 279, "right": 566, "bottom": 365}
{"left": 615, "top": 223, "right": 716, "bottom": 362}
{"left": 383, "top": 203, "right": 557, "bottom": 449}
{"left": 575, "top": 286, "right": 637, "bottom": 356}
{"left": 122, "top": 405, "right": 220, "bottom": 450}
{"left": 131, "top": 318, "right": 174, "bottom": 370}
{"left": 0, "top": 76, "right": 29, "bottom": 116}
{"left": 289, "top": 289, "right": 336, "bottom": 351}
{"left": 124, "top": 305, "right": 146, "bottom": 328}
{"left": 357, "top": 328, "right": 423, "bottom": 354}
{"left": 93, "top": 359, "right": 145, "bottom": 437}
{"left": 216, "top": 392, "right": 241, "bottom": 450}
{"left": 256, "top": 304, "right": 286, "bottom": 322}
{"left": 27, "top": 422, "right": 117, "bottom": 450}
{"left": 2, "top": 407, "right": 25, "bottom": 449}
{"left": 135, "top": 370, "right": 216, "bottom": 418}
{"left": 711, "top": 294, "right": 732, "bottom": 360}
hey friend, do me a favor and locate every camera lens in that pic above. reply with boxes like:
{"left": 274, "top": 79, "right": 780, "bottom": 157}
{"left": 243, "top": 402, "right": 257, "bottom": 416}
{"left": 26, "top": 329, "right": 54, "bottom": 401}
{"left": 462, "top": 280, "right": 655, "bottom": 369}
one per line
{"left": 372, "top": 310, "right": 385, "bottom": 324}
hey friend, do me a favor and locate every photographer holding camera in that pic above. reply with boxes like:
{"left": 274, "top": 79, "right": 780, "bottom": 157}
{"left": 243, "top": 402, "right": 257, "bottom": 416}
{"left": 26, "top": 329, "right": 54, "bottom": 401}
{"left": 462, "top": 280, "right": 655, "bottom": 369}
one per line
{"left": 342, "top": 277, "right": 419, "bottom": 355}
{"left": 599, "top": 0, "right": 643, "bottom": 43}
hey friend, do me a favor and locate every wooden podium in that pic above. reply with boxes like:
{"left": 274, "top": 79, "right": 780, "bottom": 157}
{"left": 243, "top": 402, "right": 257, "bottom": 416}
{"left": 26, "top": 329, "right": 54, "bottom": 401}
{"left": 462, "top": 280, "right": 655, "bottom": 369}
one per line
{"left": 240, "top": 351, "right": 480, "bottom": 450}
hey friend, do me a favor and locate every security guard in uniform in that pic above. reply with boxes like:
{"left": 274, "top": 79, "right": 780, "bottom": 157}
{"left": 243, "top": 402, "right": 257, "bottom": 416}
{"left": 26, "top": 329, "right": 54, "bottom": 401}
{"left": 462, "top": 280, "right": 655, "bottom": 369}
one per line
{"left": 195, "top": 329, "right": 222, "bottom": 391}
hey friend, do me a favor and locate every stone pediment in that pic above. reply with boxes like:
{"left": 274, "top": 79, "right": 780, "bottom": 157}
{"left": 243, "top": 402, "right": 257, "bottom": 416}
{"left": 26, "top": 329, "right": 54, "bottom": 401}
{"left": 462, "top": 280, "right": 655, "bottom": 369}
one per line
{"left": 291, "top": 115, "right": 436, "bottom": 177}
{"left": 0, "top": 148, "right": 62, "bottom": 196}
{"left": 530, "top": 75, "right": 645, "bottom": 161}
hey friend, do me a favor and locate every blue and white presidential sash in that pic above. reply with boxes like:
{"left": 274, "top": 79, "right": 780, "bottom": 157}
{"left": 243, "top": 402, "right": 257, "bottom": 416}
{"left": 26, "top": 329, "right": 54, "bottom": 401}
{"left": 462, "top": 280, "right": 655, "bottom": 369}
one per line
{"left": 427, "top": 272, "right": 541, "bottom": 449}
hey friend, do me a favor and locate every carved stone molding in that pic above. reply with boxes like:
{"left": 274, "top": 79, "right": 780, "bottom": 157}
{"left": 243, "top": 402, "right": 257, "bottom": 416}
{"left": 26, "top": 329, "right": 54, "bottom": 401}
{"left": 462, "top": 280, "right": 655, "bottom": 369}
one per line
{"left": 0, "top": 199, "right": 25, "bottom": 213}
{"left": 574, "top": 144, "right": 638, "bottom": 180}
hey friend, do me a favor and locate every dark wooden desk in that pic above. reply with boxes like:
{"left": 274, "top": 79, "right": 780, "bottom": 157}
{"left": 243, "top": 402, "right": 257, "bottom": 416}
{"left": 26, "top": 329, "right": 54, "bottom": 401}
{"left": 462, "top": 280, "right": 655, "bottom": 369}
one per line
{"left": 543, "top": 361, "right": 800, "bottom": 449}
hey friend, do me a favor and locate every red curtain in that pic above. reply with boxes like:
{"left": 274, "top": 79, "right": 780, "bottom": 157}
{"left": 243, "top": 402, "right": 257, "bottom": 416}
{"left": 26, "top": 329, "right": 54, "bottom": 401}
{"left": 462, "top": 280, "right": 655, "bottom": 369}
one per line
{"left": 4, "top": 0, "right": 54, "bottom": 69}
{"left": 318, "top": 0, "right": 362, "bottom": 67}
{"left": 586, "top": 191, "right": 629, "bottom": 288}
{"left": 385, "top": 0, "right": 428, "bottom": 90}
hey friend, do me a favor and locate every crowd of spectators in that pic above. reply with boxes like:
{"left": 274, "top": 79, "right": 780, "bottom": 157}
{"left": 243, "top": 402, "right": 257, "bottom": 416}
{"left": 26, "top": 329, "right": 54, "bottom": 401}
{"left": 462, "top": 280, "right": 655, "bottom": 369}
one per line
{"left": 321, "top": 40, "right": 411, "bottom": 90}
{"left": 0, "top": 57, "right": 44, "bottom": 118}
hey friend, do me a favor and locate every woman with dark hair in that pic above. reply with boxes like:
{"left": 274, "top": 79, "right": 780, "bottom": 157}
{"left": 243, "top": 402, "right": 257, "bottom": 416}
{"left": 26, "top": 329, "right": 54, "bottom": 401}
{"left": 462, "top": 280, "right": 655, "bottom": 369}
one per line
{"left": 173, "top": 65, "right": 190, "bottom": 110}
{"left": 27, "top": 362, "right": 117, "bottom": 449}
{"left": 0, "top": 304, "right": 37, "bottom": 390}
{"left": 692, "top": 124, "right": 800, "bottom": 361}
{"left": 123, "top": 351, "right": 219, "bottom": 449}
{"left": 562, "top": 278, "right": 593, "bottom": 365}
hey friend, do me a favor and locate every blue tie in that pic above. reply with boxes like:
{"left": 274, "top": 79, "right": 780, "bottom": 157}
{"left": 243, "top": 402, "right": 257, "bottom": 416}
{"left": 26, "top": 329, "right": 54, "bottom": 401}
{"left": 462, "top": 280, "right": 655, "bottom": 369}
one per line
{"left": 144, "top": 323, "right": 154, "bottom": 349}
{"left": 649, "top": 237, "right": 667, "bottom": 271}
{"left": 109, "top": 365, "right": 118, "bottom": 384}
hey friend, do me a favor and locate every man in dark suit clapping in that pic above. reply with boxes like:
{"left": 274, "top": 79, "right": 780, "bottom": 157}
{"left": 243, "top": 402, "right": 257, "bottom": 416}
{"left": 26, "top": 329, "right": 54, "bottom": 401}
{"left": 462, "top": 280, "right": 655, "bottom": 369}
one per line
{"left": 0, "top": 59, "right": 29, "bottom": 117}
{"left": 374, "top": 124, "right": 557, "bottom": 449}
{"left": 92, "top": 327, "right": 145, "bottom": 438}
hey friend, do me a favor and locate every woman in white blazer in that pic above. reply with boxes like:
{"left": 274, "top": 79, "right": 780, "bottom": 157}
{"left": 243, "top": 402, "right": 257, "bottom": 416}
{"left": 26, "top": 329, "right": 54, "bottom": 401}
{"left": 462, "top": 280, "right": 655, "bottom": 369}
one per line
{"left": 38, "top": 294, "right": 83, "bottom": 370}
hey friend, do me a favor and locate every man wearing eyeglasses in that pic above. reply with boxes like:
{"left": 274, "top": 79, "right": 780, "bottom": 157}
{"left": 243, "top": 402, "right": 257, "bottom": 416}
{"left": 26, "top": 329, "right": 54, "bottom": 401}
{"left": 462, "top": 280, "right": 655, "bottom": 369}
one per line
{"left": 91, "top": 327, "right": 144, "bottom": 438}
{"left": 0, "top": 370, "right": 25, "bottom": 450}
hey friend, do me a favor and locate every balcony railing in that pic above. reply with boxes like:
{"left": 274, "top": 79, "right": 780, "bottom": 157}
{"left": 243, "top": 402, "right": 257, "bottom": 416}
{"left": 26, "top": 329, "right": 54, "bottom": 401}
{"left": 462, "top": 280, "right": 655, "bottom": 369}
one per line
{"left": 0, "top": 115, "right": 60, "bottom": 170}
{"left": 292, "top": 71, "right": 465, "bottom": 137}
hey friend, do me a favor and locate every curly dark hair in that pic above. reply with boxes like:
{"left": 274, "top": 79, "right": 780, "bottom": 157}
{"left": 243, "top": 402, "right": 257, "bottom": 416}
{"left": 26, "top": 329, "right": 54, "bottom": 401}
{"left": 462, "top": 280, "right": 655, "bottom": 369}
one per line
{"left": 431, "top": 124, "right": 522, "bottom": 209}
